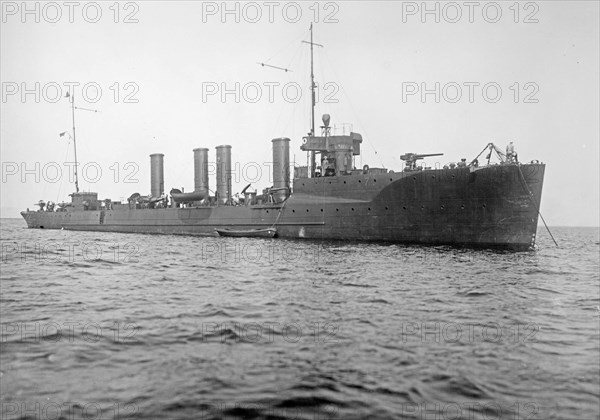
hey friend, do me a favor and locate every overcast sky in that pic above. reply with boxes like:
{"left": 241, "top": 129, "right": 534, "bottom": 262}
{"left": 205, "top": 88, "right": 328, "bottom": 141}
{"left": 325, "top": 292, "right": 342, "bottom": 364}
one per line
{"left": 1, "top": 1, "right": 598, "bottom": 226}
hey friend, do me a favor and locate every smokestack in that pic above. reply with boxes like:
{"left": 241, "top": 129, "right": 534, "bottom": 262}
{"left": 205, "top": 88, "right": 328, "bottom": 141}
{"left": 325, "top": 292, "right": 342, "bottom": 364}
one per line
{"left": 150, "top": 153, "right": 164, "bottom": 198}
{"left": 193, "top": 148, "right": 209, "bottom": 196}
{"left": 215, "top": 145, "right": 231, "bottom": 205}
{"left": 272, "top": 138, "right": 290, "bottom": 201}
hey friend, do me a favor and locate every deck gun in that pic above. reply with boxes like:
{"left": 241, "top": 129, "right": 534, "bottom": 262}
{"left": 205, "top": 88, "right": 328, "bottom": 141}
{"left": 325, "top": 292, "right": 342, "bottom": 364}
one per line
{"left": 400, "top": 153, "right": 444, "bottom": 171}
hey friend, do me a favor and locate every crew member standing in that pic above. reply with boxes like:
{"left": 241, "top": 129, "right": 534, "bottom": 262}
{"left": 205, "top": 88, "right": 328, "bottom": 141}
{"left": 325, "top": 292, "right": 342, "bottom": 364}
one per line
{"left": 321, "top": 155, "right": 329, "bottom": 176}
{"left": 506, "top": 142, "right": 516, "bottom": 162}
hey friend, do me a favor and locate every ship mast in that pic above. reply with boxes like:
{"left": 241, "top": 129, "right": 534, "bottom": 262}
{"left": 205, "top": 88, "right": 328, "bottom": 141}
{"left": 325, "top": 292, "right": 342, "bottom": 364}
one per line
{"left": 68, "top": 91, "right": 80, "bottom": 193}
{"left": 302, "top": 23, "right": 322, "bottom": 177}
{"left": 65, "top": 91, "right": 99, "bottom": 193}
{"left": 310, "top": 23, "right": 316, "bottom": 138}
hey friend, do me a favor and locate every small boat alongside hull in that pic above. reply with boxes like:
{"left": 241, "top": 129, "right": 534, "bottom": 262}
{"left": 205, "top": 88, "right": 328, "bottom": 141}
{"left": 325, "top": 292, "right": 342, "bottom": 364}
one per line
{"left": 216, "top": 228, "right": 277, "bottom": 238}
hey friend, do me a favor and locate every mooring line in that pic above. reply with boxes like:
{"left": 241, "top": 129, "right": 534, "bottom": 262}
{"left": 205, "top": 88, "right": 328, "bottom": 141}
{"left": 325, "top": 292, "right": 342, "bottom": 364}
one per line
{"left": 270, "top": 196, "right": 289, "bottom": 229}
{"left": 517, "top": 165, "right": 558, "bottom": 247}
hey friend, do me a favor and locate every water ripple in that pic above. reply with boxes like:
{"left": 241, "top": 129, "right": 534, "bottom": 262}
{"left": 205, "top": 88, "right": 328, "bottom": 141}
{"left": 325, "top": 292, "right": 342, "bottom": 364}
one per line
{"left": 1, "top": 220, "right": 598, "bottom": 420}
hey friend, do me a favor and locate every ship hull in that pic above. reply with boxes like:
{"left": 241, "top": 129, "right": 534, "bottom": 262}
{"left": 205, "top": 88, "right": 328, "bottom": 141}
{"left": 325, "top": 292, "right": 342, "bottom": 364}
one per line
{"left": 20, "top": 163, "right": 545, "bottom": 250}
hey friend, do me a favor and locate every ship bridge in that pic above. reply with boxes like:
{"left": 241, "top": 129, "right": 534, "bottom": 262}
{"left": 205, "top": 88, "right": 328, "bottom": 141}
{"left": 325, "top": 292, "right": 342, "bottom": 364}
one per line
{"left": 298, "top": 114, "right": 363, "bottom": 178}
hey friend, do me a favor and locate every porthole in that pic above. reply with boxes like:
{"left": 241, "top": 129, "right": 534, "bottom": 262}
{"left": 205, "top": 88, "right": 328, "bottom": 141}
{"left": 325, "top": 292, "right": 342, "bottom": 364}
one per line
{"left": 336, "top": 208, "right": 339, "bottom": 212}
{"left": 368, "top": 207, "right": 371, "bottom": 211}
{"left": 320, "top": 209, "right": 323, "bottom": 212}
{"left": 358, "top": 180, "right": 362, "bottom": 183}
{"left": 306, "top": 209, "right": 310, "bottom": 212}
{"left": 351, "top": 208, "right": 355, "bottom": 211}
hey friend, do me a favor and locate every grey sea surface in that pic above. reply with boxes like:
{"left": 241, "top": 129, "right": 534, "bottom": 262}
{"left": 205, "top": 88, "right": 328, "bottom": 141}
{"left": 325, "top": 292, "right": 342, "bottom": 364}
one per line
{"left": 1, "top": 218, "right": 599, "bottom": 420}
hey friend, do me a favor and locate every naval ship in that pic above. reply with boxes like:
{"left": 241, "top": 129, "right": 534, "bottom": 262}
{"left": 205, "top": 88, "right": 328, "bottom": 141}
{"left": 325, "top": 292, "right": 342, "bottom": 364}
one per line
{"left": 20, "top": 27, "right": 546, "bottom": 250}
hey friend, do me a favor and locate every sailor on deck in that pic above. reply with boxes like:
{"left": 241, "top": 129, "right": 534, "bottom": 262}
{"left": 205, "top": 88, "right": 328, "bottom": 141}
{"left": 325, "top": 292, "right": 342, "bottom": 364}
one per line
{"left": 321, "top": 155, "right": 328, "bottom": 174}
{"left": 506, "top": 142, "right": 518, "bottom": 163}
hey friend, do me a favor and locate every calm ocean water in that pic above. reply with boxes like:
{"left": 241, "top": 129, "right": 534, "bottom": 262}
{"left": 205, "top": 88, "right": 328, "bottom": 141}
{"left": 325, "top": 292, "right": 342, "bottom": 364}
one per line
{"left": 1, "top": 218, "right": 598, "bottom": 420}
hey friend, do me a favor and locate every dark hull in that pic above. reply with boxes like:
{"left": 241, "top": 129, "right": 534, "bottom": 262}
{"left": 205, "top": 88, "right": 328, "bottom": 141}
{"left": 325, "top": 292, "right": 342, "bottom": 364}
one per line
{"left": 21, "top": 163, "right": 545, "bottom": 250}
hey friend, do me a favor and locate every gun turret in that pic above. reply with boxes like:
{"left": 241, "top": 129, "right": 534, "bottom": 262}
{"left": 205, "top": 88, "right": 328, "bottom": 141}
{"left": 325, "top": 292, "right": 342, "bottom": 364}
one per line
{"left": 400, "top": 153, "right": 444, "bottom": 171}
